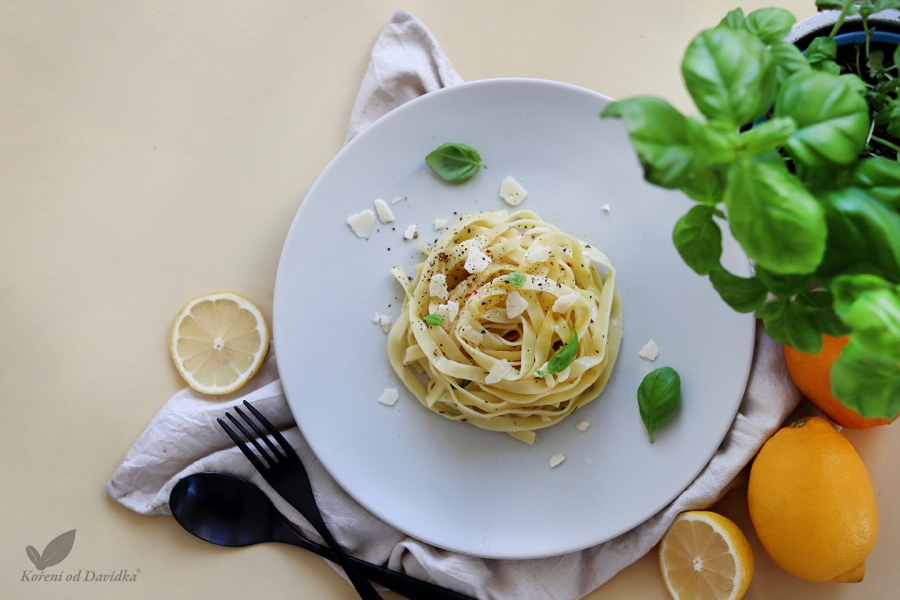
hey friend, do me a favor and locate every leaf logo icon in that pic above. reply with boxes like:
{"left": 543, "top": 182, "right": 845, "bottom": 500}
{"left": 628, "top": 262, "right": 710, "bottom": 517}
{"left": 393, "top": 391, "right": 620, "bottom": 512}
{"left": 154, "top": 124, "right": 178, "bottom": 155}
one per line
{"left": 26, "top": 530, "right": 76, "bottom": 571}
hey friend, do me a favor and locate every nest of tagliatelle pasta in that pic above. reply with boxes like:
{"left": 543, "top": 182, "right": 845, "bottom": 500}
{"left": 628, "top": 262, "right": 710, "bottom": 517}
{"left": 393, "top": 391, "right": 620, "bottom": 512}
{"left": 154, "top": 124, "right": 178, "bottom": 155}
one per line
{"left": 388, "top": 210, "right": 623, "bottom": 444}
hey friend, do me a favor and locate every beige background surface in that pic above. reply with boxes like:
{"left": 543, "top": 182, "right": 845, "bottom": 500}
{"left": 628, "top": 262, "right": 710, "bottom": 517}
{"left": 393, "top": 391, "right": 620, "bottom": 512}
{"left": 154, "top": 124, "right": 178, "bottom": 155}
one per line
{"left": 1, "top": 1, "right": 898, "bottom": 598}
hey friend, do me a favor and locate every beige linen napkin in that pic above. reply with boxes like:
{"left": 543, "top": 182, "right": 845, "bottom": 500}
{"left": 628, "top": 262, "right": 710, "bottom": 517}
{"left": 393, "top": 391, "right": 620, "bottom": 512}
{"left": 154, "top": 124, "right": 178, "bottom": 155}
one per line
{"left": 108, "top": 10, "right": 803, "bottom": 600}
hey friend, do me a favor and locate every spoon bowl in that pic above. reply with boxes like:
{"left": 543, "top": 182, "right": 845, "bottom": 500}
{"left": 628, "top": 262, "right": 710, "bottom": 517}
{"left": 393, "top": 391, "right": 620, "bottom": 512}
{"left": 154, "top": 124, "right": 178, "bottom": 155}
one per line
{"left": 168, "top": 472, "right": 474, "bottom": 600}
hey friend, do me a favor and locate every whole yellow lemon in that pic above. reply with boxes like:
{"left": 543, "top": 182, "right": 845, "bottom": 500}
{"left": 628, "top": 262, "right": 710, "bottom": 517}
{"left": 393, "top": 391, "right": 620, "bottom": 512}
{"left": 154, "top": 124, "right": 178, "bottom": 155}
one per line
{"left": 748, "top": 416, "right": 878, "bottom": 582}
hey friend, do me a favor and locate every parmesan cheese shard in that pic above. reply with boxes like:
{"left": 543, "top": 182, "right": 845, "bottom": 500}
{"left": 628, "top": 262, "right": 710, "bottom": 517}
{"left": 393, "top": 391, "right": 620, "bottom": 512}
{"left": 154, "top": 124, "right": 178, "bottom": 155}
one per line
{"left": 552, "top": 293, "right": 579, "bottom": 313}
{"left": 373, "top": 313, "right": 391, "bottom": 333}
{"left": 575, "top": 420, "right": 590, "bottom": 432}
{"left": 485, "top": 358, "right": 512, "bottom": 384}
{"left": 464, "top": 247, "right": 491, "bottom": 273}
{"left": 601, "top": 204, "right": 610, "bottom": 213}
{"left": 525, "top": 244, "right": 552, "bottom": 263}
{"left": 429, "top": 274, "right": 449, "bottom": 299}
{"left": 459, "top": 325, "right": 483, "bottom": 345}
{"left": 506, "top": 291, "right": 528, "bottom": 319}
{"left": 549, "top": 453, "right": 565, "bottom": 468}
{"left": 378, "top": 388, "right": 399, "bottom": 406}
{"left": 403, "top": 224, "right": 417, "bottom": 240}
{"left": 639, "top": 339, "right": 659, "bottom": 361}
{"left": 373, "top": 199, "right": 395, "bottom": 223}
{"left": 434, "top": 218, "right": 448, "bottom": 230}
{"left": 436, "top": 301, "right": 459, "bottom": 324}
{"left": 347, "top": 210, "right": 375, "bottom": 238}
{"left": 500, "top": 176, "right": 528, "bottom": 206}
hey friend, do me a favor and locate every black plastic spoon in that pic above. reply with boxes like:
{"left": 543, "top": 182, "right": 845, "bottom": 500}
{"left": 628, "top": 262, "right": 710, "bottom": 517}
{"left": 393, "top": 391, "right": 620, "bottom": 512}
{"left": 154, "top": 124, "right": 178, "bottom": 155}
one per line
{"left": 169, "top": 472, "right": 473, "bottom": 600}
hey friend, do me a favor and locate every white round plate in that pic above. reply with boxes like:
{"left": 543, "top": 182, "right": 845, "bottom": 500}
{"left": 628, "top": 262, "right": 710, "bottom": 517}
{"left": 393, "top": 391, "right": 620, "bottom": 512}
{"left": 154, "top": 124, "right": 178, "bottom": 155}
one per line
{"left": 273, "top": 78, "right": 754, "bottom": 559}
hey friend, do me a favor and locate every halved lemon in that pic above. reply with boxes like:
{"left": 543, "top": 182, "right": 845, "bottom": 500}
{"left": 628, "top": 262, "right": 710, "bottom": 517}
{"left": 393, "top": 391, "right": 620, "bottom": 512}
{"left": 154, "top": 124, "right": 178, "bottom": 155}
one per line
{"left": 170, "top": 292, "right": 269, "bottom": 395}
{"left": 659, "top": 511, "right": 754, "bottom": 600}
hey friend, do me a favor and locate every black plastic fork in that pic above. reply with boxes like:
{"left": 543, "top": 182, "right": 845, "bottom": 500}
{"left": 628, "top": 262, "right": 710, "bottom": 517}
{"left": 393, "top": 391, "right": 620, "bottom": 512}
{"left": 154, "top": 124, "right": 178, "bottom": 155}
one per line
{"left": 218, "top": 401, "right": 382, "bottom": 600}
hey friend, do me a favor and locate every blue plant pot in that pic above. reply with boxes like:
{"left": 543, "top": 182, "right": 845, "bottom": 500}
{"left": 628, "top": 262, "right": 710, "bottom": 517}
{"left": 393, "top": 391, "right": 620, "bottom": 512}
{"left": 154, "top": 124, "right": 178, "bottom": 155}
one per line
{"left": 832, "top": 30, "right": 900, "bottom": 47}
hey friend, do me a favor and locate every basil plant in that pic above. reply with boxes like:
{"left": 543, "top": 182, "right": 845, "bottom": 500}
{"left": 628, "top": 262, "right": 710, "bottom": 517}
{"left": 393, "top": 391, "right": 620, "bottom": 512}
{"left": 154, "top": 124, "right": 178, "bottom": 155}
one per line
{"left": 602, "top": 1, "right": 900, "bottom": 420}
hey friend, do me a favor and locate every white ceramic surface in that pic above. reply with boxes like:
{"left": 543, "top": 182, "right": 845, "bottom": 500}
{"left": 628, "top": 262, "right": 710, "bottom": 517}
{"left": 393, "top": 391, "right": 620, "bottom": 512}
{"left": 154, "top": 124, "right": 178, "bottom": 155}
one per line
{"left": 273, "top": 78, "right": 755, "bottom": 559}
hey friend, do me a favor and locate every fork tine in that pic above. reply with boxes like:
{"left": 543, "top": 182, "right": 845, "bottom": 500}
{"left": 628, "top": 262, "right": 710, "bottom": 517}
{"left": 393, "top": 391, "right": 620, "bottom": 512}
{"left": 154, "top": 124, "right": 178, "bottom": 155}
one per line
{"left": 234, "top": 406, "right": 284, "bottom": 459}
{"left": 225, "top": 412, "right": 275, "bottom": 467}
{"left": 217, "top": 418, "right": 268, "bottom": 472}
{"left": 242, "top": 400, "right": 298, "bottom": 459}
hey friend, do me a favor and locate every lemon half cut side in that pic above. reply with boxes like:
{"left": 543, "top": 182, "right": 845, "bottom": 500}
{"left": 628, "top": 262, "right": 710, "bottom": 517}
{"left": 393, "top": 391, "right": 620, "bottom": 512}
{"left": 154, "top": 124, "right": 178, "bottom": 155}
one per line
{"left": 659, "top": 511, "right": 754, "bottom": 600}
{"left": 170, "top": 292, "right": 270, "bottom": 395}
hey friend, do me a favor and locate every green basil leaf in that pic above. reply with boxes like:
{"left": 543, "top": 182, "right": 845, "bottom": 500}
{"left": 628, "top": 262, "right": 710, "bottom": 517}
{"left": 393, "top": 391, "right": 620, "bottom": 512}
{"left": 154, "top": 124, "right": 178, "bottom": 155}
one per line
{"left": 723, "top": 158, "right": 827, "bottom": 274}
{"left": 815, "top": 0, "right": 849, "bottom": 9}
{"left": 602, "top": 98, "right": 723, "bottom": 203}
{"left": 709, "top": 266, "right": 769, "bottom": 312}
{"left": 756, "top": 298, "right": 824, "bottom": 354}
{"left": 740, "top": 117, "right": 797, "bottom": 156}
{"left": 637, "top": 367, "right": 682, "bottom": 443}
{"left": 805, "top": 37, "right": 837, "bottom": 65}
{"left": 887, "top": 99, "right": 900, "bottom": 139}
{"left": 874, "top": 0, "right": 900, "bottom": 12}
{"left": 424, "top": 313, "right": 444, "bottom": 326}
{"left": 535, "top": 331, "right": 579, "bottom": 377}
{"left": 841, "top": 287, "right": 900, "bottom": 361}
{"left": 425, "top": 143, "right": 486, "bottom": 184}
{"left": 682, "top": 27, "right": 775, "bottom": 126}
{"left": 776, "top": 71, "right": 870, "bottom": 166}
{"left": 754, "top": 267, "right": 813, "bottom": 296}
{"left": 832, "top": 273, "right": 894, "bottom": 317}
{"left": 770, "top": 41, "right": 812, "bottom": 86}
{"left": 816, "top": 187, "right": 900, "bottom": 285}
{"left": 508, "top": 272, "right": 526, "bottom": 288}
{"left": 795, "top": 289, "right": 850, "bottom": 336}
{"left": 832, "top": 339, "right": 900, "bottom": 419}
{"left": 686, "top": 118, "right": 740, "bottom": 163}
{"left": 719, "top": 7, "right": 746, "bottom": 30}
{"left": 745, "top": 8, "right": 796, "bottom": 45}
{"left": 841, "top": 73, "right": 867, "bottom": 98}
{"left": 672, "top": 205, "right": 723, "bottom": 275}
{"left": 812, "top": 59, "right": 842, "bottom": 75}
{"left": 867, "top": 49, "right": 886, "bottom": 75}
{"left": 849, "top": 157, "right": 900, "bottom": 209}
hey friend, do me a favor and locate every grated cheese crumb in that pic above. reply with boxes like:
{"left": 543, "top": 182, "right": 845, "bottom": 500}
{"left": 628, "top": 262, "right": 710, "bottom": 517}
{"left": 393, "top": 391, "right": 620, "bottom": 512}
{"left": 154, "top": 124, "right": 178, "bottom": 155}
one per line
{"left": 378, "top": 388, "right": 399, "bottom": 406}
{"left": 552, "top": 293, "right": 579, "bottom": 313}
{"left": 601, "top": 204, "right": 610, "bottom": 213}
{"left": 639, "top": 340, "right": 659, "bottom": 361}
{"left": 485, "top": 359, "right": 512, "bottom": 384}
{"left": 464, "top": 247, "right": 492, "bottom": 273}
{"left": 506, "top": 291, "right": 528, "bottom": 319}
{"left": 575, "top": 420, "right": 590, "bottom": 432}
{"left": 347, "top": 210, "right": 375, "bottom": 238}
{"left": 372, "top": 313, "right": 391, "bottom": 333}
{"left": 549, "top": 453, "right": 565, "bottom": 468}
{"left": 404, "top": 224, "right": 417, "bottom": 240}
{"left": 429, "top": 274, "right": 449, "bottom": 299}
{"left": 434, "top": 218, "right": 449, "bottom": 230}
{"left": 459, "top": 325, "right": 484, "bottom": 345}
{"left": 500, "top": 176, "right": 528, "bottom": 206}
{"left": 373, "top": 199, "right": 395, "bottom": 223}
{"left": 436, "top": 300, "right": 459, "bottom": 324}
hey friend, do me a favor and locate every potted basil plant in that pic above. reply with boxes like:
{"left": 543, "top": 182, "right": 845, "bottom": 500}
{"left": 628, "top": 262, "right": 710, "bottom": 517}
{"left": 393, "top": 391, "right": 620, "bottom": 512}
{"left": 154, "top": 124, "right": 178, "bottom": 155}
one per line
{"left": 602, "top": 0, "right": 900, "bottom": 422}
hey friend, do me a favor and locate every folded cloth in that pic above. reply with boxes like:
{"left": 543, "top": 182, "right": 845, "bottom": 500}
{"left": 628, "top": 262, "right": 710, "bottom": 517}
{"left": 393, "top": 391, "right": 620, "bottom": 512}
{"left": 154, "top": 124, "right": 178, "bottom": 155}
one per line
{"left": 108, "top": 10, "right": 803, "bottom": 600}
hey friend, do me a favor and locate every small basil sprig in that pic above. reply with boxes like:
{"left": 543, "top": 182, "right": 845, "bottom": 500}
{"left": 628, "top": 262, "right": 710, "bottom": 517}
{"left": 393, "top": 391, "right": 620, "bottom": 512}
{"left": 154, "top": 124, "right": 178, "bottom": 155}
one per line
{"left": 535, "top": 331, "right": 578, "bottom": 377}
{"left": 425, "top": 143, "right": 486, "bottom": 184}
{"left": 637, "top": 367, "right": 682, "bottom": 443}
{"left": 423, "top": 314, "right": 444, "bottom": 326}
{"left": 508, "top": 272, "right": 526, "bottom": 288}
